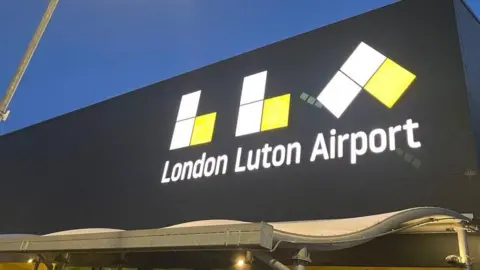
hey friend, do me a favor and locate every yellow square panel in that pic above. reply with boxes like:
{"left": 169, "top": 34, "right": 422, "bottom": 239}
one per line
{"left": 261, "top": 94, "right": 290, "bottom": 132}
{"left": 364, "top": 58, "right": 416, "bottom": 108}
{"left": 190, "top": 112, "right": 216, "bottom": 146}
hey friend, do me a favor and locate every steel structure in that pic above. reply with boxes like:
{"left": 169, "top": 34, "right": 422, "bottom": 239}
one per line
{"left": 0, "top": 207, "right": 476, "bottom": 269}
{"left": 0, "top": 0, "right": 59, "bottom": 121}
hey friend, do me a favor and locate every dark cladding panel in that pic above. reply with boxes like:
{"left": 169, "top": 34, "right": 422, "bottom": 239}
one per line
{"left": 454, "top": 0, "right": 480, "bottom": 167}
{"left": 0, "top": 0, "right": 479, "bottom": 235}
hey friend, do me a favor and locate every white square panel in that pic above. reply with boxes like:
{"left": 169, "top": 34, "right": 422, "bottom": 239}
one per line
{"left": 340, "top": 42, "right": 386, "bottom": 86}
{"left": 176, "top": 90, "right": 201, "bottom": 121}
{"left": 317, "top": 71, "right": 362, "bottom": 118}
{"left": 239, "top": 71, "right": 267, "bottom": 105}
{"left": 170, "top": 118, "right": 195, "bottom": 150}
{"left": 235, "top": 101, "right": 263, "bottom": 137}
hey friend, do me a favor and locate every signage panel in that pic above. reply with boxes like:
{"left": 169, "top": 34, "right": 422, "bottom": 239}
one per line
{"left": 0, "top": 0, "right": 479, "bottom": 234}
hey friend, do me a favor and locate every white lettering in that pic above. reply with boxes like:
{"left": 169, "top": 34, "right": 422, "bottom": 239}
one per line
{"left": 171, "top": 163, "right": 182, "bottom": 181}
{"left": 350, "top": 131, "right": 368, "bottom": 164}
{"left": 181, "top": 161, "right": 193, "bottom": 180}
{"left": 235, "top": 147, "right": 246, "bottom": 172}
{"left": 161, "top": 153, "right": 229, "bottom": 184}
{"left": 329, "top": 129, "right": 336, "bottom": 159}
{"left": 286, "top": 142, "right": 302, "bottom": 165}
{"left": 403, "top": 119, "right": 421, "bottom": 148}
{"left": 234, "top": 142, "right": 302, "bottom": 172}
{"left": 193, "top": 153, "right": 206, "bottom": 179}
{"left": 272, "top": 145, "right": 286, "bottom": 167}
{"left": 160, "top": 119, "right": 421, "bottom": 184}
{"left": 337, "top": 134, "right": 349, "bottom": 158}
{"left": 388, "top": 125, "right": 402, "bottom": 151}
{"left": 247, "top": 149, "right": 261, "bottom": 170}
{"left": 261, "top": 144, "right": 273, "bottom": 168}
{"left": 161, "top": 161, "right": 171, "bottom": 183}
{"left": 204, "top": 157, "right": 216, "bottom": 177}
{"left": 369, "top": 128, "right": 387, "bottom": 153}
{"left": 310, "top": 133, "right": 329, "bottom": 161}
{"left": 215, "top": 155, "right": 228, "bottom": 175}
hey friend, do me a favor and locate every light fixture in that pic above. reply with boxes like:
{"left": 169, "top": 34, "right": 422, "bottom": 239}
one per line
{"left": 235, "top": 258, "right": 245, "bottom": 268}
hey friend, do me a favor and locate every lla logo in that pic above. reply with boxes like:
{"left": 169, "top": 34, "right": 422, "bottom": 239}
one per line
{"left": 161, "top": 42, "right": 423, "bottom": 184}
{"left": 316, "top": 42, "right": 416, "bottom": 118}
{"left": 169, "top": 90, "right": 217, "bottom": 150}
{"left": 235, "top": 71, "right": 291, "bottom": 137}
{"left": 169, "top": 70, "right": 291, "bottom": 151}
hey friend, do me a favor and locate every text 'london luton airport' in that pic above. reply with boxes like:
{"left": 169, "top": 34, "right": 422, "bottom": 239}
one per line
{"left": 161, "top": 42, "right": 420, "bottom": 184}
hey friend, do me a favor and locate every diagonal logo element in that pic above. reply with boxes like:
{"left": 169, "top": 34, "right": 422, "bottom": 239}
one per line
{"left": 316, "top": 42, "right": 416, "bottom": 118}
{"left": 170, "top": 90, "right": 217, "bottom": 150}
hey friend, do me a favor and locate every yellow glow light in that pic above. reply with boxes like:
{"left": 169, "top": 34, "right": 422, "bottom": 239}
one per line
{"left": 190, "top": 112, "right": 217, "bottom": 146}
{"left": 236, "top": 259, "right": 245, "bottom": 267}
{"left": 364, "top": 58, "right": 416, "bottom": 108}
{"left": 261, "top": 94, "right": 290, "bottom": 132}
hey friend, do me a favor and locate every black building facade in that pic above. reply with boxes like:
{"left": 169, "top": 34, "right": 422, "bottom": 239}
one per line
{"left": 0, "top": 0, "right": 479, "bottom": 236}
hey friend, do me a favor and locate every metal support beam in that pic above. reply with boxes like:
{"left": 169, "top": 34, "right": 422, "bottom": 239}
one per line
{"left": 446, "top": 226, "right": 473, "bottom": 270}
{"left": 246, "top": 251, "right": 253, "bottom": 264}
{"left": 115, "top": 253, "right": 127, "bottom": 270}
{"left": 33, "top": 254, "right": 53, "bottom": 270}
{"left": 253, "top": 252, "right": 290, "bottom": 270}
{"left": 456, "top": 227, "right": 472, "bottom": 270}
{"left": 254, "top": 248, "right": 310, "bottom": 270}
{"left": 0, "top": 223, "right": 273, "bottom": 253}
{"left": 291, "top": 247, "right": 311, "bottom": 270}
{"left": 54, "top": 253, "right": 70, "bottom": 270}
{"left": 0, "top": 0, "right": 60, "bottom": 121}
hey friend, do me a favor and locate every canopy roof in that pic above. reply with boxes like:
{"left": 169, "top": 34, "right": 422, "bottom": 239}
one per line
{"left": 0, "top": 207, "right": 476, "bottom": 268}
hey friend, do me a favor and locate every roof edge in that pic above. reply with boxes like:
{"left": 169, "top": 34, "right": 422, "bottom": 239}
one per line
{"left": 460, "top": 0, "right": 480, "bottom": 25}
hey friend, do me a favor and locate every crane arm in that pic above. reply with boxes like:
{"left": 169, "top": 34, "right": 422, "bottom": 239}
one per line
{"left": 0, "top": 0, "right": 59, "bottom": 121}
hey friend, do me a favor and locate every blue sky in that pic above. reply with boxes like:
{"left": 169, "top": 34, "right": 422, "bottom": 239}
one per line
{"left": 0, "top": 0, "right": 479, "bottom": 134}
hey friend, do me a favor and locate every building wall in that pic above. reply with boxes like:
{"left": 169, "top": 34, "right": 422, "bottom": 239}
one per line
{"left": 0, "top": 0, "right": 478, "bottom": 235}
{"left": 454, "top": 0, "right": 480, "bottom": 167}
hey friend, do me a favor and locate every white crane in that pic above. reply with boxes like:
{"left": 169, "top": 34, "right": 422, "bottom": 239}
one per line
{"left": 0, "top": 0, "right": 59, "bottom": 121}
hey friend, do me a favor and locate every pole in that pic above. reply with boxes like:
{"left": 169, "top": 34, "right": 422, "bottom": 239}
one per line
{"left": 291, "top": 247, "right": 311, "bottom": 270}
{"left": 0, "top": 0, "right": 59, "bottom": 121}
{"left": 456, "top": 226, "right": 472, "bottom": 270}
